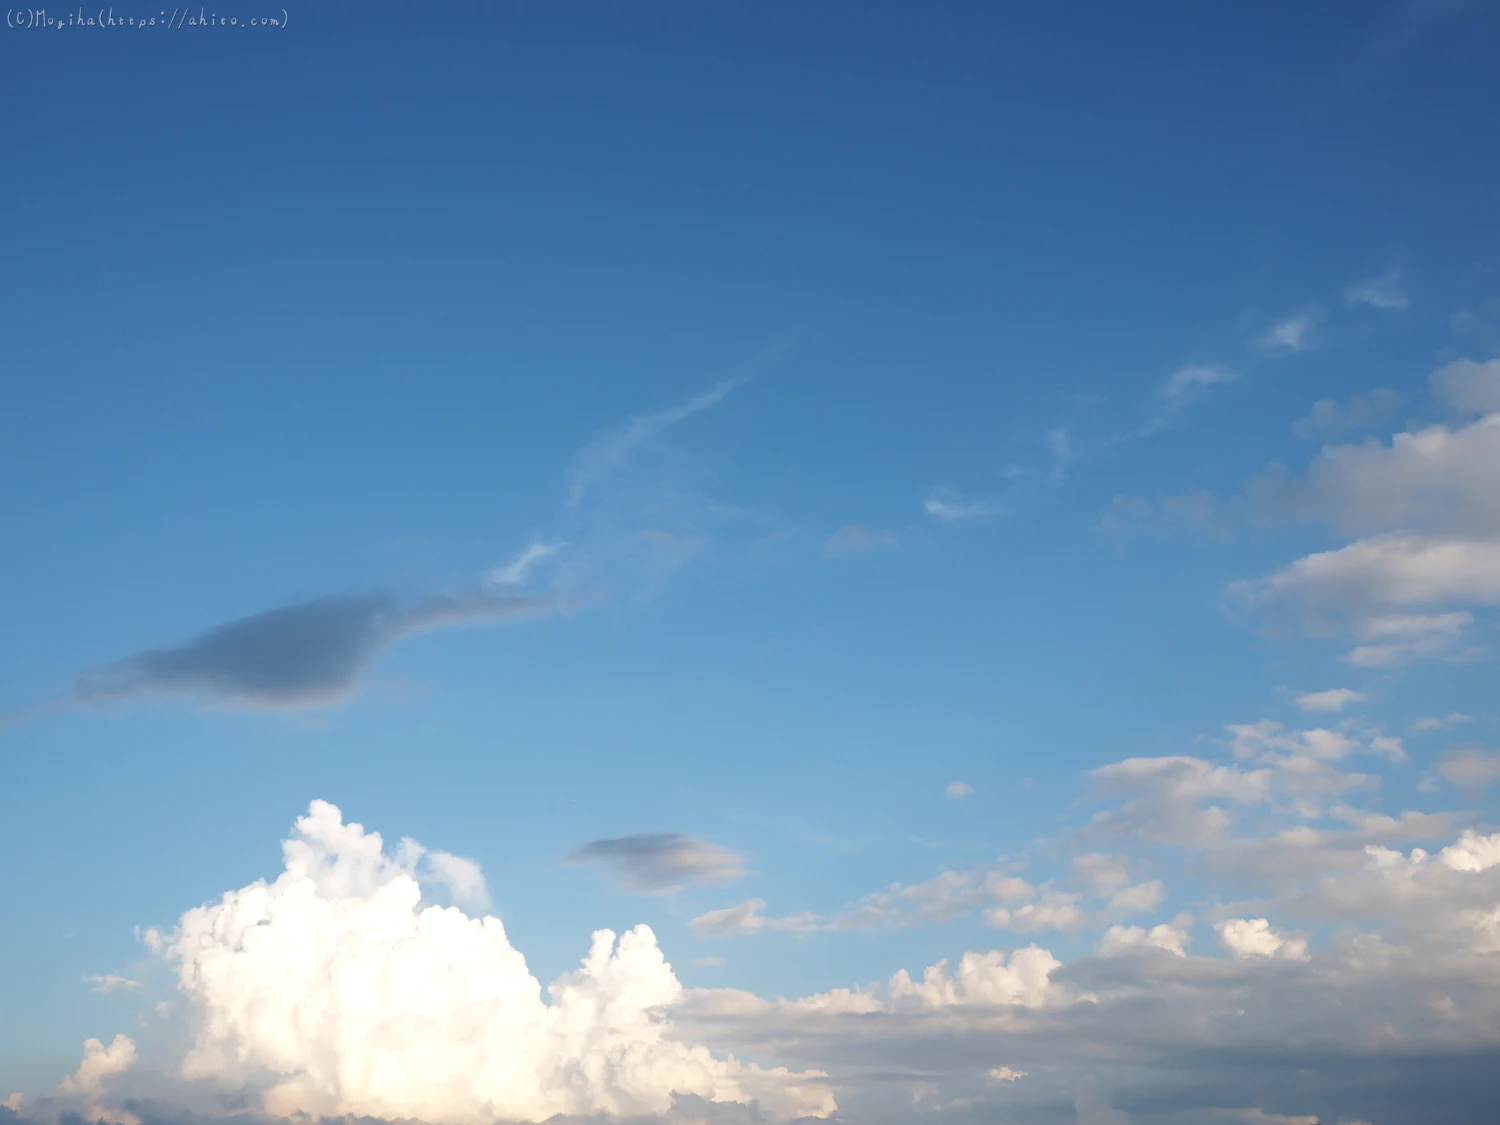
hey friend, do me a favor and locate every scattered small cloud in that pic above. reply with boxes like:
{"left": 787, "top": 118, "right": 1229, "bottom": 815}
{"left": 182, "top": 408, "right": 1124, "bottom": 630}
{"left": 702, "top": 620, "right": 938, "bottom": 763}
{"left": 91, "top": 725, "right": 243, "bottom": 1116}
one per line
{"left": 1216, "top": 917, "right": 1309, "bottom": 961}
{"left": 1292, "top": 388, "right": 1402, "bottom": 440}
{"left": 1295, "top": 688, "right": 1365, "bottom": 713}
{"left": 83, "top": 974, "right": 141, "bottom": 994}
{"left": 693, "top": 956, "right": 726, "bottom": 968}
{"left": 567, "top": 832, "right": 747, "bottom": 894}
{"left": 945, "top": 781, "right": 974, "bottom": 800}
{"left": 923, "top": 491, "right": 1003, "bottom": 523}
{"left": 1260, "top": 312, "right": 1321, "bottom": 354}
{"left": 1346, "top": 262, "right": 1409, "bottom": 311}
{"left": 823, "top": 525, "right": 898, "bottom": 558}
{"left": 987, "top": 1066, "right": 1026, "bottom": 1083}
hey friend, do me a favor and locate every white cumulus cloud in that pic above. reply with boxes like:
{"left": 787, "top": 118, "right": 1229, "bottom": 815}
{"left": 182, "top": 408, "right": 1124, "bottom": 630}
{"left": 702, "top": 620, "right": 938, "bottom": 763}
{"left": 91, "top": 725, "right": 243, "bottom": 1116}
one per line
{"left": 1216, "top": 918, "right": 1310, "bottom": 960}
{"left": 111, "top": 802, "right": 833, "bottom": 1125}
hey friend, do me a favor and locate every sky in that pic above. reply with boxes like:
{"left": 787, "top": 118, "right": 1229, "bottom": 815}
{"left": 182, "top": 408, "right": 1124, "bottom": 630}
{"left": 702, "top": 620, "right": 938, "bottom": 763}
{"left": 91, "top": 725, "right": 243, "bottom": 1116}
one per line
{"left": 2, "top": 2, "right": 1500, "bottom": 1124}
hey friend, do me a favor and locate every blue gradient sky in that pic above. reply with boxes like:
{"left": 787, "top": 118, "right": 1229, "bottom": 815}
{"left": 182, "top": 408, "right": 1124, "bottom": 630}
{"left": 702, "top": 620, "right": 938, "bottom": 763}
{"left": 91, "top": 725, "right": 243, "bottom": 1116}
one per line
{"left": 3, "top": 4, "right": 1500, "bottom": 1122}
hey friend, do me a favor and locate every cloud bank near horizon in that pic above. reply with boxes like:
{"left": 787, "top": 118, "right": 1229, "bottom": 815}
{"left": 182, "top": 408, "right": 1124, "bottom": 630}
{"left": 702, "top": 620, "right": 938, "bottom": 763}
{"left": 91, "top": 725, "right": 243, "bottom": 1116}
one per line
{"left": 45, "top": 708, "right": 1500, "bottom": 1125}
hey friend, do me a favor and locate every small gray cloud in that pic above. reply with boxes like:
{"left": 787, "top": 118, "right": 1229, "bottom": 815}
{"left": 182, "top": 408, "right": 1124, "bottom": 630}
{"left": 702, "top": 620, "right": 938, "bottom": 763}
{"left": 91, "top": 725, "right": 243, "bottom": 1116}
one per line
{"left": 823, "top": 525, "right": 898, "bottom": 558}
{"left": 77, "top": 590, "right": 552, "bottom": 710}
{"left": 567, "top": 832, "right": 747, "bottom": 894}
{"left": 1437, "top": 745, "right": 1500, "bottom": 792}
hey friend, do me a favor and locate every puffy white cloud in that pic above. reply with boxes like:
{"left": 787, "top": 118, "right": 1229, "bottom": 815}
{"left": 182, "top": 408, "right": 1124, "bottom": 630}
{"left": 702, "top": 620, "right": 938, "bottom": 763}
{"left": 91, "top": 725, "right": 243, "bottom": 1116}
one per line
{"left": 944, "top": 780, "right": 974, "bottom": 799}
{"left": 1295, "top": 688, "right": 1364, "bottom": 713}
{"left": 1216, "top": 918, "right": 1310, "bottom": 961}
{"left": 1236, "top": 532, "right": 1496, "bottom": 665}
{"left": 1251, "top": 417, "right": 1500, "bottom": 539}
{"left": 1244, "top": 534, "right": 1500, "bottom": 612}
{"left": 1099, "top": 915, "right": 1191, "bottom": 957}
{"left": 106, "top": 802, "right": 833, "bottom": 1125}
{"left": 1440, "top": 830, "right": 1500, "bottom": 873}
{"left": 57, "top": 1034, "right": 138, "bottom": 1125}
{"left": 48, "top": 733, "right": 1500, "bottom": 1125}
{"left": 986, "top": 891, "right": 1088, "bottom": 933}
{"left": 888, "top": 946, "right": 1060, "bottom": 1009}
{"left": 1238, "top": 360, "right": 1500, "bottom": 667}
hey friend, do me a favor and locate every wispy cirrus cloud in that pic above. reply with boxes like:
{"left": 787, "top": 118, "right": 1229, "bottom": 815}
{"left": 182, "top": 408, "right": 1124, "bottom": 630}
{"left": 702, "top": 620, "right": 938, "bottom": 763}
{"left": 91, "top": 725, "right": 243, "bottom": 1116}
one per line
{"left": 1136, "top": 364, "right": 1238, "bottom": 438}
{"left": 923, "top": 491, "right": 1004, "bottom": 523}
{"left": 1259, "top": 312, "right": 1322, "bottom": 354}
{"left": 565, "top": 377, "right": 747, "bottom": 509}
{"left": 1345, "top": 261, "right": 1409, "bottom": 311}
{"left": 928, "top": 365, "right": 1236, "bottom": 531}
{"left": 489, "top": 538, "right": 565, "bottom": 585}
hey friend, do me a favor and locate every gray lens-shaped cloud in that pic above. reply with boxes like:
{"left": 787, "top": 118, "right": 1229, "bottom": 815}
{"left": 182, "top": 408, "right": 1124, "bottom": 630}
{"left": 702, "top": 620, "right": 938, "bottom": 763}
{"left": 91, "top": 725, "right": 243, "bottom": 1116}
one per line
{"left": 568, "top": 832, "right": 746, "bottom": 894}
{"left": 77, "top": 590, "right": 549, "bottom": 709}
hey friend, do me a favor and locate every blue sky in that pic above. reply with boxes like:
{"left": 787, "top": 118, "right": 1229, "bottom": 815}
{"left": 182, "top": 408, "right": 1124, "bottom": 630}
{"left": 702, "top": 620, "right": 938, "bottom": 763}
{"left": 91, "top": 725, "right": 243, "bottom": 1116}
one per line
{"left": 3, "top": 4, "right": 1500, "bottom": 1124}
